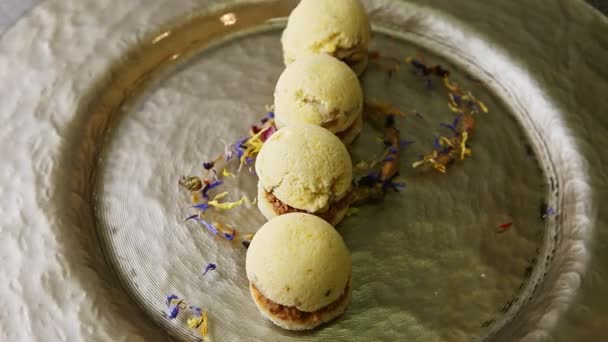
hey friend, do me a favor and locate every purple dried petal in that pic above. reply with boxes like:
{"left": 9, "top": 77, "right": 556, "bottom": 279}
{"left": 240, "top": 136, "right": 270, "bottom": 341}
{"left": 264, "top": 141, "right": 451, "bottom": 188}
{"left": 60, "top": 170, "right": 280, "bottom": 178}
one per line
{"left": 245, "top": 157, "right": 254, "bottom": 164}
{"left": 202, "top": 162, "right": 214, "bottom": 170}
{"left": 388, "top": 146, "right": 398, "bottom": 154}
{"left": 267, "top": 112, "right": 275, "bottom": 119}
{"left": 383, "top": 156, "right": 395, "bottom": 162}
{"left": 202, "top": 263, "right": 216, "bottom": 276}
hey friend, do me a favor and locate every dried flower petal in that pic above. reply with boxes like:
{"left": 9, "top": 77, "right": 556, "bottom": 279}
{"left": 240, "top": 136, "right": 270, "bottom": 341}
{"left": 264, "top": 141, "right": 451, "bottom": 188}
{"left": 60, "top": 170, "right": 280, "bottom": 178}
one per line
{"left": 165, "top": 296, "right": 184, "bottom": 320}
{"left": 543, "top": 207, "right": 556, "bottom": 218}
{"left": 440, "top": 115, "right": 462, "bottom": 134}
{"left": 200, "top": 311, "right": 208, "bottom": 337}
{"left": 206, "top": 192, "right": 254, "bottom": 211}
{"left": 241, "top": 233, "right": 254, "bottom": 249}
{"left": 184, "top": 214, "right": 200, "bottom": 222}
{"left": 201, "top": 180, "right": 223, "bottom": 198}
{"left": 187, "top": 316, "right": 203, "bottom": 329}
{"left": 221, "top": 168, "right": 236, "bottom": 178}
{"left": 497, "top": 222, "right": 513, "bottom": 233}
{"left": 202, "top": 263, "right": 216, "bottom": 276}
{"left": 166, "top": 294, "right": 179, "bottom": 308}
{"left": 459, "top": 132, "right": 470, "bottom": 160}
{"left": 192, "top": 203, "right": 210, "bottom": 212}
{"left": 179, "top": 176, "right": 203, "bottom": 192}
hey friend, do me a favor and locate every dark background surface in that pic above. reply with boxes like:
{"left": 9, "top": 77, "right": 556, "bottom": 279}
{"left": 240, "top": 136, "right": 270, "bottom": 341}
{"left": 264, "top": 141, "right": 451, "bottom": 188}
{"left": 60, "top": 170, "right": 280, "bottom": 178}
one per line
{"left": 588, "top": 0, "right": 608, "bottom": 13}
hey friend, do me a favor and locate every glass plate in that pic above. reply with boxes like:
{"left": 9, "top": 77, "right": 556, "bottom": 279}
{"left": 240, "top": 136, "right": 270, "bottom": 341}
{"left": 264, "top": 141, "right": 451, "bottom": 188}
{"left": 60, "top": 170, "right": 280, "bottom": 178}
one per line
{"left": 1, "top": 0, "right": 605, "bottom": 341}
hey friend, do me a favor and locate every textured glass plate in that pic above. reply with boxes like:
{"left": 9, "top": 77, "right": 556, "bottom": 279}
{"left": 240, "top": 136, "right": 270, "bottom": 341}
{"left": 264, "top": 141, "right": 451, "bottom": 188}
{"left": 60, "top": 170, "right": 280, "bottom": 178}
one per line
{"left": 0, "top": 1, "right": 605, "bottom": 342}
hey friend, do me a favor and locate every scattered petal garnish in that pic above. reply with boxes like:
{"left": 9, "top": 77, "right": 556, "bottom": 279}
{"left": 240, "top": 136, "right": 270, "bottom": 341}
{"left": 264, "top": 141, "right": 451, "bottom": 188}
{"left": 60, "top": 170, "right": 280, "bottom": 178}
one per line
{"left": 201, "top": 180, "right": 223, "bottom": 199}
{"left": 440, "top": 115, "right": 462, "bottom": 135}
{"left": 186, "top": 215, "right": 217, "bottom": 234}
{"left": 207, "top": 192, "right": 254, "bottom": 211}
{"left": 192, "top": 203, "right": 210, "bottom": 212}
{"left": 165, "top": 295, "right": 184, "bottom": 320}
{"left": 241, "top": 233, "right": 254, "bottom": 249}
{"left": 221, "top": 168, "right": 236, "bottom": 178}
{"left": 497, "top": 222, "right": 513, "bottom": 233}
{"left": 215, "top": 221, "right": 237, "bottom": 241}
{"left": 202, "top": 155, "right": 223, "bottom": 171}
{"left": 543, "top": 207, "right": 556, "bottom": 218}
{"left": 179, "top": 176, "right": 203, "bottom": 192}
{"left": 201, "top": 263, "right": 217, "bottom": 276}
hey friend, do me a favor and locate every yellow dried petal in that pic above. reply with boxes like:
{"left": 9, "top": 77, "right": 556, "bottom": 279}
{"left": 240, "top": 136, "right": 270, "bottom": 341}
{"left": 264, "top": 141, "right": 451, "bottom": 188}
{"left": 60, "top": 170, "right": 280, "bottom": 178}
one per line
{"left": 221, "top": 168, "right": 236, "bottom": 178}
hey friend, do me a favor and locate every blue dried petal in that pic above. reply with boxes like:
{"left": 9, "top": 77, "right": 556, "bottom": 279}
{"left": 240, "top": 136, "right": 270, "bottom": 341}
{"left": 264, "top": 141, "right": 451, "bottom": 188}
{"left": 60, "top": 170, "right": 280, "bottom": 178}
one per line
{"left": 439, "top": 115, "right": 462, "bottom": 134}
{"left": 388, "top": 146, "right": 398, "bottom": 154}
{"left": 544, "top": 207, "right": 556, "bottom": 217}
{"left": 433, "top": 137, "right": 442, "bottom": 150}
{"left": 192, "top": 203, "right": 210, "bottom": 212}
{"left": 202, "top": 180, "right": 224, "bottom": 198}
{"left": 189, "top": 306, "right": 203, "bottom": 316}
{"left": 166, "top": 294, "right": 179, "bottom": 308}
{"left": 199, "top": 219, "right": 219, "bottom": 235}
{"left": 246, "top": 157, "right": 254, "bottom": 164}
{"left": 168, "top": 302, "right": 181, "bottom": 319}
{"left": 223, "top": 230, "right": 236, "bottom": 241}
{"left": 202, "top": 263, "right": 216, "bottom": 276}
{"left": 208, "top": 180, "right": 223, "bottom": 189}
{"left": 267, "top": 112, "right": 275, "bottom": 119}
{"left": 383, "top": 156, "right": 395, "bottom": 162}
{"left": 202, "top": 162, "right": 214, "bottom": 170}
